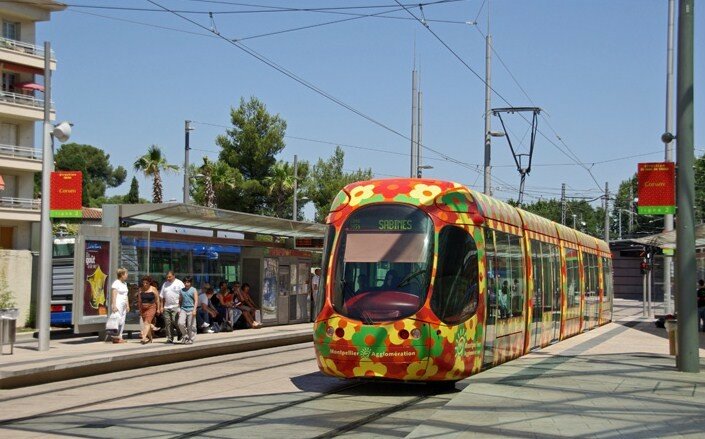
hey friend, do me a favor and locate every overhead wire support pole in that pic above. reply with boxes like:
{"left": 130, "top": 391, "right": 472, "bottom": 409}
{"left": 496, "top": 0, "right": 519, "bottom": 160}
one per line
{"left": 604, "top": 182, "right": 609, "bottom": 243}
{"left": 293, "top": 154, "right": 298, "bottom": 220}
{"left": 561, "top": 183, "right": 566, "bottom": 225}
{"left": 38, "top": 41, "right": 52, "bottom": 352}
{"left": 674, "top": 0, "right": 697, "bottom": 373}
{"left": 663, "top": 0, "right": 676, "bottom": 316}
{"left": 410, "top": 67, "right": 419, "bottom": 178}
{"left": 483, "top": 0, "right": 492, "bottom": 195}
{"left": 183, "top": 120, "right": 193, "bottom": 203}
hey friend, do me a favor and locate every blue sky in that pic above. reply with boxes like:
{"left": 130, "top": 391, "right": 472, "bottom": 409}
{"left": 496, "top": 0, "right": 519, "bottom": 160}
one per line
{"left": 39, "top": 0, "right": 703, "bottom": 217}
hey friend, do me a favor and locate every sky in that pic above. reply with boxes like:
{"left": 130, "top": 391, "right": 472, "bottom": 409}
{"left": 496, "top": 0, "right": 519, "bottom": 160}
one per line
{"left": 38, "top": 0, "right": 703, "bottom": 219}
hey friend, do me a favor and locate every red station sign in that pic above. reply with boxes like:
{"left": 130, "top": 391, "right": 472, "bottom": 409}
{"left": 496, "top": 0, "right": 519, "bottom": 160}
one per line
{"left": 637, "top": 162, "right": 675, "bottom": 215}
{"left": 50, "top": 171, "right": 83, "bottom": 218}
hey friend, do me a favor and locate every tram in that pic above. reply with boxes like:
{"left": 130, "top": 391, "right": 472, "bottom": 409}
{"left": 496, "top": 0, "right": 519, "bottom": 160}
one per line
{"left": 312, "top": 178, "right": 613, "bottom": 382}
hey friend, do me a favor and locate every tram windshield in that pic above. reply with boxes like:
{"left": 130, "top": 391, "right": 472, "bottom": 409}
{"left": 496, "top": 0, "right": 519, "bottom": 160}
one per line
{"left": 331, "top": 204, "right": 434, "bottom": 323}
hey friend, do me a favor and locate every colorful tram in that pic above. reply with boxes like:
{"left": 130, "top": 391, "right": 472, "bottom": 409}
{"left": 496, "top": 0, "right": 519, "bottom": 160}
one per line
{"left": 313, "top": 179, "right": 614, "bottom": 382}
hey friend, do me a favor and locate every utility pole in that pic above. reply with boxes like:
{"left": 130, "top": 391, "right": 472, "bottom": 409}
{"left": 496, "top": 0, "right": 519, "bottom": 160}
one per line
{"left": 293, "top": 154, "right": 298, "bottom": 221}
{"left": 618, "top": 210, "right": 622, "bottom": 240}
{"left": 561, "top": 183, "right": 566, "bottom": 225}
{"left": 628, "top": 185, "right": 634, "bottom": 236}
{"left": 410, "top": 67, "right": 419, "bottom": 178}
{"left": 37, "top": 41, "right": 52, "bottom": 351}
{"left": 663, "top": 0, "right": 676, "bottom": 316}
{"left": 183, "top": 120, "right": 193, "bottom": 203}
{"left": 675, "top": 0, "right": 697, "bottom": 373}
{"left": 483, "top": 0, "right": 492, "bottom": 195}
{"left": 604, "top": 182, "right": 610, "bottom": 243}
{"left": 417, "top": 89, "right": 424, "bottom": 177}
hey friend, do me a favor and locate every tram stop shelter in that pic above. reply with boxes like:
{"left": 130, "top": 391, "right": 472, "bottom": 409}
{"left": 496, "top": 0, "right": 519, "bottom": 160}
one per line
{"left": 72, "top": 203, "right": 326, "bottom": 335}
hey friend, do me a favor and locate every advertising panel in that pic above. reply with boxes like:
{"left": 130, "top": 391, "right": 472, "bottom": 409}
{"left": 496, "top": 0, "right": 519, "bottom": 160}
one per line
{"left": 50, "top": 171, "right": 83, "bottom": 218}
{"left": 637, "top": 162, "right": 675, "bottom": 214}
{"left": 83, "top": 240, "right": 110, "bottom": 317}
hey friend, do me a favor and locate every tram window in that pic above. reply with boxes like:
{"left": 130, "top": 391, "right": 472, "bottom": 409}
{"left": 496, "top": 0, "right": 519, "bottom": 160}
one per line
{"left": 331, "top": 204, "right": 434, "bottom": 323}
{"left": 530, "top": 240, "right": 543, "bottom": 314}
{"left": 494, "top": 231, "right": 524, "bottom": 319}
{"left": 315, "top": 225, "right": 336, "bottom": 317}
{"left": 565, "top": 248, "right": 580, "bottom": 309}
{"left": 602, "top": 257, "right": 613, "bottom": 304}
{"left": 431, "top": 225, "right": 479, "bottom": 325}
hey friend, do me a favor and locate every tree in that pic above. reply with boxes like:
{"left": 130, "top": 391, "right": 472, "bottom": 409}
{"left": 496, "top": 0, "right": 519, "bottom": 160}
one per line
{"left": 306, "top": 146, "right": 372, "bottom": 222}
{"left": 52, "top": 143, "right": 127, "bottom": 207}
{"left": 216, "top": 97, "right": 287, "bottom": 213}
{"left": 262, "top": 160, "right": 310, "bottom": 219}
{"left": 125, "top": 177, "right": 140, "bottom": 204}
{"left": 133, "top": 145, "right": 179, "bottom": 203}
{"left": 695, "top": 152, "right": 705, "bottom": 223}
{"left": 190, "top": 157, "right": 241, "bottom": 208}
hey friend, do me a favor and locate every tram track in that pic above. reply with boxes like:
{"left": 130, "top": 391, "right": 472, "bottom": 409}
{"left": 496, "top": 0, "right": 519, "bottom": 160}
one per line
{"left": 0, "top": 343, "right": 315, "bottom": 427}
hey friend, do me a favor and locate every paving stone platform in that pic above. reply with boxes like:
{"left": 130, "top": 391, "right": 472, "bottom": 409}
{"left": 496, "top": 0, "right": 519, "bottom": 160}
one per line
{"left": 408, "top": 299, "right": 705, "bottom": 438}
{"left": 0, "top": 324, "right": 312, "bottom": 389}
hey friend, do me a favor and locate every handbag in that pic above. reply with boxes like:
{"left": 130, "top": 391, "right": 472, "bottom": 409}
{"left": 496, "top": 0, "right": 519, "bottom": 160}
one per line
{"left": 106, "top": 312, "right": 121, "bottom": 331}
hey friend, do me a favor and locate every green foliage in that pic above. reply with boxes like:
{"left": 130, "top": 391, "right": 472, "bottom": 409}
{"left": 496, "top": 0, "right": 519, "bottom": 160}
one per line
{"left": 134, "top": 145, "right": 179, "bottom": 203}
{"left": 52, "top": 143, "right": 127, "bottom": 207}
{"left": 695, "top": 152, "right": 705, "bottom": 224}
{"left": 261, "top": 160, "right": 310, "bottom": 219}
{"left": 216, "top": 97, "right": 287, "bottom": 213}
{"left": 305, "top": 146, "right": 373, "bottom": 222}
{"left": 125, "top": 177, "right": 140, "bottom": 204}
{"left": 190, "top": 157, "right": 241, "bottom": 208}
{"left": 52, "top": 223, "right": 80, "bottom": 236}
{"left": 0, "top": 268, "right": 16, "bottom": 309}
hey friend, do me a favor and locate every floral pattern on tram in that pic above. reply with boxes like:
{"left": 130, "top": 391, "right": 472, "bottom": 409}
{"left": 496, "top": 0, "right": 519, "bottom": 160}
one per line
{"left": 316, "top": 179, "right": 488, "bottom": 381}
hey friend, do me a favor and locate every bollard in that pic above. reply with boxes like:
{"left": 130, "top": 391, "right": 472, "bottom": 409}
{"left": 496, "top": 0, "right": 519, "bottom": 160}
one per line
{"left": 664, "top": 319, "right": 678, "bottom": 356}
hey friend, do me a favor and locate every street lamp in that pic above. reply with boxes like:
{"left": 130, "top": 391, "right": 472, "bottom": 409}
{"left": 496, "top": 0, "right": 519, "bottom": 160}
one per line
{"left": 38, "top": 120, "right": 72, "bottom": 351}
{"left": 416, "top": 164, "right": 433, "bottom": 178}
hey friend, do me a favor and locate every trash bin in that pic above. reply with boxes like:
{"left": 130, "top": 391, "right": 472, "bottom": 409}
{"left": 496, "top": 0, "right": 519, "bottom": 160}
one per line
{"left": 0, "top": 317, "right": 17, "bottom": 355}
{"left": 664, "top": 319, "right": 677, "bottom": 356}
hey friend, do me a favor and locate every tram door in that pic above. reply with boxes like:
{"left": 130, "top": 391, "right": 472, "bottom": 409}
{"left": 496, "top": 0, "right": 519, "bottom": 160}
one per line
{"left": 482, "top": 229, "right": 497, "bottom": 369}
{"left": 529, "top": 240, "right": 543, "bottom": 350}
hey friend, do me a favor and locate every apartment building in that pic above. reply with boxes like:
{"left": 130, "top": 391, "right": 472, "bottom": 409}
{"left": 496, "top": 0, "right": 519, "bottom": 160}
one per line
{"left": 0, "top": 1, "right": 65, "bottom": 324}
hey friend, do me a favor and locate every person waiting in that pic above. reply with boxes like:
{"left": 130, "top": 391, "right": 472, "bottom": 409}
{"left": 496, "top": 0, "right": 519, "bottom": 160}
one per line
{"left": 236, "top": 283, "right": 262, "bottom": 328}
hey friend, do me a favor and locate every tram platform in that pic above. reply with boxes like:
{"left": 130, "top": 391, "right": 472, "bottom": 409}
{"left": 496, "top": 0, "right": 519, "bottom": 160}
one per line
{"left": 409, "top": 298, "right": 705, "bottom": 438}
{"left": 0, "top": 324, "right": 312, "bottom": 389}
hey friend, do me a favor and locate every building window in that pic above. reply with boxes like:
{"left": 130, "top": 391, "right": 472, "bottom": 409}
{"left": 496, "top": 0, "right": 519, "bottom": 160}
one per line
{"left": 2, "top": 73, "right": 17, "bottom": 92}
{"left": 0, "top": 122, "right": 18, "bottom": 145}
{"left": 2, "top": 21, "right": 20, "bottom": 40}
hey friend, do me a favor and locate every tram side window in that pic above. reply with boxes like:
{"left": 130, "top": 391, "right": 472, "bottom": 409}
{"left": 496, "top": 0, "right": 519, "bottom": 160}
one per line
{"left": 540, "top": 243, "right": 555, "bottom": 312}
{"left": 530, "top": 240, "right": 543, "bottom": 312}
{"left": 316, "top": 225, "right": 336, "bottom": 317}
{"left": 551, "top": 244, "right": 561, "bottom": 308}
{"left": 565, "top": 248, "right": 580, "bottom": 308}
{"left": 602, "top": 257, "right": 613, "bottom": 303}
{"left": 431, "top": 226, "right": 479, "bottom": 325}
{"left": 494, "top": 231, "right": 524, "bottom": 319}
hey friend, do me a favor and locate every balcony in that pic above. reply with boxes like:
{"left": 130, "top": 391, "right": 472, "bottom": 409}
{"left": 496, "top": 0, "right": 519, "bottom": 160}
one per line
{"left": 0, "top": 37, "right": 55, "bottom": 60}
{"left": 0, "top": 144, "right": 41, "bottom": 172}
{"left": 0, "top": 196, "right": 41, "bottom": 221}
{"left": 0, "top": 37, "right": 56, "bottom": 71}
{"left": 0, "top": 90, "right": 54, "bottom": 120}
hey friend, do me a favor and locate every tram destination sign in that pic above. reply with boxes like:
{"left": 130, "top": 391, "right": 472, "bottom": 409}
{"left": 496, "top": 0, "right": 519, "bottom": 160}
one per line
{"left": 637, "top": 162, "right": 675, "bottom": 215}
{"left": 50, "top": 171, "right": 83, "bottom": 218}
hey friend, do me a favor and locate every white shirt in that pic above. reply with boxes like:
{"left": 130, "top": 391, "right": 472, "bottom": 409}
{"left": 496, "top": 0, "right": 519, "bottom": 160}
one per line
{"left": 111, "top": 279, "right": 129, "bottom": 310}
{"left": 160, "top": 278, "right": 185, "bottom": 309}
{"left": 312, "top": 274, "right": 320, "bottom": 292}
{"left": 198, "top": 292, "right": 208, "bottom": 307}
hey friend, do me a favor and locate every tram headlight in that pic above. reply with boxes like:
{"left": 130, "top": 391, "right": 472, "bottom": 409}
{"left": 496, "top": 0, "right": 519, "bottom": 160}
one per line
{"left": 410, "top": 328, "right": 421, "bottom": 339}
{"left": 326, "top": 326, "right": 334, "bottom": 337}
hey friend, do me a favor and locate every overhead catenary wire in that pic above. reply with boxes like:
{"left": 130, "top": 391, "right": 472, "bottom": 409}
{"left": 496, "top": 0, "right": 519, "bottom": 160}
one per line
{"left": 394, "top": 0, "right": 605, "bottom": 191}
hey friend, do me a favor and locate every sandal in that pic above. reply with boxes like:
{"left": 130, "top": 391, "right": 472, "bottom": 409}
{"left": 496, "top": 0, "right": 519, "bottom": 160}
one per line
{"left": 112, "top": 337, "right": 126, "bottom": 344}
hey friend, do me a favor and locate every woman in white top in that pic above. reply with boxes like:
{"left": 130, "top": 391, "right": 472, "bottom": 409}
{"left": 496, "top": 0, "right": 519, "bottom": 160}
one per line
{"left": 110, "top": 267, "right": 130, "bottom": 343}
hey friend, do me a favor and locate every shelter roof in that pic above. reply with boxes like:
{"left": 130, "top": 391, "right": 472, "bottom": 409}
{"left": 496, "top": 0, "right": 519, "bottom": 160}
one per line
{"left": 110, "top": 203, "right": 326, "bottom": 239}
{"left": 630, "top": 223, "right": 705, "bottom": 249}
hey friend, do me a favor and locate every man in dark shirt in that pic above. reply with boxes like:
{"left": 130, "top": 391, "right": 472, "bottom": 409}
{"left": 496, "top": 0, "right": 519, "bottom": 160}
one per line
{"left": 697, "top": 279, "right": 705, "bottom": 332}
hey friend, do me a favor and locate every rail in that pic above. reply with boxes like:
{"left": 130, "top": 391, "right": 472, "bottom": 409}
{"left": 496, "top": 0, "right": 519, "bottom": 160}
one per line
{"left": 0, "top": 37, "right": 55, "bottom": 60}
{"left": 0, "top": 197, "right": 40, "bottom": 210}
{"left": 0, "top": 143, "right": 40, "bottom": 160}
{"left": 0, "top": 90, "right": 53, "bottom": 110}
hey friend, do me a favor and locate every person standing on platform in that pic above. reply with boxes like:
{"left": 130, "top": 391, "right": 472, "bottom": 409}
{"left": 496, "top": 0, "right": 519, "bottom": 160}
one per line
{"left": 109, "top": 268, "right": 130, "bottom": 343}
{"left": 138, "top": 276, "right": 160, "bottom": 344}
{"left": 697, "top": 279, "right": 705, "bottom": 332}
{"left": 160, "top": 271, "right": 184, "bottom": 343}
{"left": 178, "top": 276, "right": 198, "bottom": 344}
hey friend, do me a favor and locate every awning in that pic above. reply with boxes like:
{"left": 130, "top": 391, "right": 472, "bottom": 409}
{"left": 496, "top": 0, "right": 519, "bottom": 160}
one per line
{"left": 0, "top": 175, "right": 5, "bottom": 191}
{"left": 111, "top": 203, "right": 326, "bottom": 239}
{"left": 630, "top": 223, "right": 705, "bottom": 249}
{"left": 16, "top": 82, "right": 44, "bottom": 92}
{"left": 0, "top": 61, "right": 43, "bottom": 75}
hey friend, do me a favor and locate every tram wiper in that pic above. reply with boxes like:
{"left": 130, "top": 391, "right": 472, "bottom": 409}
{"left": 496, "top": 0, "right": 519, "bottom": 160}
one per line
{"left": 397, "top": 268, "right": 428, "bottom": 288}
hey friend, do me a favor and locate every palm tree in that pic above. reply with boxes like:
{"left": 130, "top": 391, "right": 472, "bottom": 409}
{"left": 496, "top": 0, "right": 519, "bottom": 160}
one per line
{"left": 133, "top": 145, "right": 179, "bottom": 203}
{"left": 192, "top": 157, "right": 239, "bottom": 208}
{"left": 264, "top": 161, "right": 296, "bottom": 217}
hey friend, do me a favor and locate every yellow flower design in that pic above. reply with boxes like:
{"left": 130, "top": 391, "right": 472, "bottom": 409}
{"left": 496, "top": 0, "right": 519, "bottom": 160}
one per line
{"left": 409, "top": 183, "right": 442, "bottom": 205}
{"left": 405, "top": 360, "right": 429, "bottom": 380}
{"left": 348, "top": 184, "right": 376, "bottom": 207}
{"left": 319, "top": 356, "right": 346, "bottom": 377}
{"left": 353, "top": 360, "right": 387, "bottom": 377}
